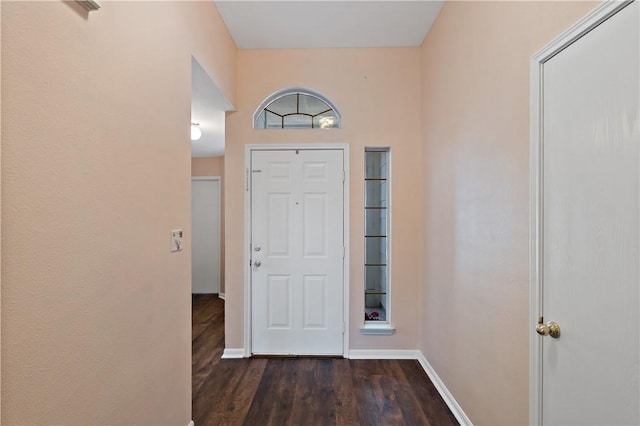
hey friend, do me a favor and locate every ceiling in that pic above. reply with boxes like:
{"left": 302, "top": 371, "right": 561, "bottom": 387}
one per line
{"left": 214, "top": 1, "right": 445, "bottom": 49}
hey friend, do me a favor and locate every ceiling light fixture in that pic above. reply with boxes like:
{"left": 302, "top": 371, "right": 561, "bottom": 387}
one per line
{"left": 191, "top": 123, "right": 202, "bottom": 141}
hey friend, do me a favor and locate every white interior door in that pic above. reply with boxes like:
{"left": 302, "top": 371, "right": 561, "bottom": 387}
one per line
{"left": 192, "top": 178, "right": 221, "bottom": 294}
{"left": 538, "top": 2, "right": 639, "bottom": 424}
{"left": 251, "top": 149, "right": 344, "bottom": 355}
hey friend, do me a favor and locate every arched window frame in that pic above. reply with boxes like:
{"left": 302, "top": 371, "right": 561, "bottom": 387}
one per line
{"left": 253, "top": 87, "right": 342, "bottom": 129}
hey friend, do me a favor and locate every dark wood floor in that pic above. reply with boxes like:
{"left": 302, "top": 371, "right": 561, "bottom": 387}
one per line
{"left": 192, "top": 294, "right": 458, "bottom": 426}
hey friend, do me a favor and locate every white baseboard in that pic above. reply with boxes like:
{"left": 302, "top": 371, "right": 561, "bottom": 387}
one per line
{"left": 187, "top": 421, "right": 194, "bottom": 426}
{"left": 218, "top": 292, "right": 225, "bottom": 300}
{"left": 221, "top": 348, "right": 245, "bottom": 359}
{"left": 348, "top": 349, "right": 421, "bottom": 359}
{"left": 417, "top": 352, "right": 473, "bottom": 425}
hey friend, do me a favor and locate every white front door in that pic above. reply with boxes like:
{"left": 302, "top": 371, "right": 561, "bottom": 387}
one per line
{"left": 192, "top": 178, "right": 221, "bottom": 294}
{"left": 250, "top": 149, "right": 345, "bottom": 355}
{"left": 535, "top": 1, "right": 639, "bottom": 424}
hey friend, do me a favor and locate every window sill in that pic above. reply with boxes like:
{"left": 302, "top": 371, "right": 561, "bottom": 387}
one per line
{"left": 360, "top": 323, "right": 395, "bottom": 336}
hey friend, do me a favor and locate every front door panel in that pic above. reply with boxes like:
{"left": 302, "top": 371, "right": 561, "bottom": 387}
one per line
{"left": 251, "top": 149, "right": 344, "bottom": 355}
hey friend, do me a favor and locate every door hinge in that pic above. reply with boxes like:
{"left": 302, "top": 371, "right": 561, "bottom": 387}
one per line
{"left": 341, "top": 322, "right": 345, "bottom": 333}
{"left": 245, "top": 168, "right": 249, "bottom": 191}
{"left": 341, "top": 246, "right": 345, "bottom": 259}
{"left": 342, "top": 170, "right": 345, "bottom": 183}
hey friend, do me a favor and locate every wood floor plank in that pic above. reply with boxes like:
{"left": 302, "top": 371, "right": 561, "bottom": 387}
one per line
{"left": 398, "top": 360, "right": 458, "bottom": 425}
{"left": 332, "top": 359, "right": 360, "bottom": 426}
{"left": 386, "top": 360, "right": 433, "bottom": 425}
{"left": 210, "top": 358, "right": 268, "bottom": 426}
{"left": 266, "top": 359, "right": 298, "bottom": 425}
{"left": 192, "top": 295, "right": 225, "bottom": 395}
{"left": 192, "top": 347, "right": 223, "bottom": 395}
{"left": 313, "top": 358, "right": 339, "bottom": 424}
{"left": 192, "top": 298, "right": 459, "bottom": 426}
{"left": 192, "top": 295, "right": 223, "bottom": 341}
{"left": 243, "top": 358, "right": 297, "bottom": 425}
{"left": 193, "top": 359, "right": 251, "bottom": 426}
{"left": 351, "top": 360, "right": 386, "bottom": 425}
{"left": 290, "top": 359, "right": 321, "bottom": 425}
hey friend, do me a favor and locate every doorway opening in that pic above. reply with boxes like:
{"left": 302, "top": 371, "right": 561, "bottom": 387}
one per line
{"left": 190, "top": 56, "right": 235, "bottom": 417}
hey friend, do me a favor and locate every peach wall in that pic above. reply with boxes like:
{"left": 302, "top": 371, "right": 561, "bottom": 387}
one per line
{"left": 191, "top": 156, "right": 226, "bottom": 292}
{"left": 419, "top": 1, "right": 597, "bottom": 424}
{"left": 192, "top": 156, "right": 224, "bottom": 177}
{"left": 1, "top": 2, "right": 235, "bottom": 424}
{"left": 225, "top": 48, "right": 422, "bottom": 350}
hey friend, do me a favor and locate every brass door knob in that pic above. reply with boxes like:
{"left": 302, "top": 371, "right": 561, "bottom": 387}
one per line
{"left": 536, "top": 319, "right": 561, "bottom": 338}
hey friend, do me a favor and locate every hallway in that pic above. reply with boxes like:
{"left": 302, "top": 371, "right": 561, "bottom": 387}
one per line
{"left": 192, "top": 295, "right": 458, "bottom": 425}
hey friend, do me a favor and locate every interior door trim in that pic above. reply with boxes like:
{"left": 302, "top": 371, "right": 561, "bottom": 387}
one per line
{"left": 243, "top": 143, "right": 351, "bottom": 358}
{"left": 528, "top": 1, "right": 634, "bottom": 424}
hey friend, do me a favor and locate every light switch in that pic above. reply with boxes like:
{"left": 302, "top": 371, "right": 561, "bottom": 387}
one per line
{"left": 171, "top": 229, "right": 183, "bottom": 252}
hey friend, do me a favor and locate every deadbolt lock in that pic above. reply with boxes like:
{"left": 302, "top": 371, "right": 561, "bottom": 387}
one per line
{"left": 536, "top": 317, "right": 561, "bottom": 338}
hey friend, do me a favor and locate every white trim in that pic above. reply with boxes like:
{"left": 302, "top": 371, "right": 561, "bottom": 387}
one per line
{"left": 243, "top": 144, "right": 350, "bottom": 358}
{"left": 342, "top": 146, "right": 351, "bottom": 358}
{"left": 348, "top": 349, "right": 419, "bottom": 359}
{"left": 417, "top": 352, "right": 473, "bottom": 426}
{"left": 531, "top": 0, "right": 631, "bottom": 63}
{"left": 218, "top": 292, "right": 225, "bottom": 300}
{"left": 529, "top": 2, "right": 631, "bottom": 425}
{"left": 359, "top": 323, "right": 395, "bottom": 335}
{"left": 187, "top": 421, "right": 195, "bottom": 426}
{"left": 243, "top": 147, "right": 252, "bottom": 357}
{"left": 221, "top": 348, "right": 245, "bottom": 359}
{"left": 191, "top": 176, "right": 221, "bottom": 181}
{"left": 363, "top": 146, "right": 392, "bottom": 330}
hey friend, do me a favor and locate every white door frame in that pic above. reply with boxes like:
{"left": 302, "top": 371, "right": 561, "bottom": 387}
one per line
{"left": 529, "top": 1, "right": 634, "bottom": 424}
{"left": 243, "top": 143, "right": 350, "bottom": 357}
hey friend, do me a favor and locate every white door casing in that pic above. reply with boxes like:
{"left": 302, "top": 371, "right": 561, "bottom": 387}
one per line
{"left": 531, "top": 1, "right": 640, "bottom": 424}
{"left": 192, "top": 177, "right": 221, "bottom": 294}
{"left": 247, "top": 146, "right": 349, "bottom": 355}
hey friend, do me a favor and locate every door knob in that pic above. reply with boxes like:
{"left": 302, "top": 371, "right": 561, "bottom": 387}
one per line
{"left": 253, "top": 260, "right": 261, "bottom": 267}
{"left": 536, "top": 318, "right": 561, "bottom": 338}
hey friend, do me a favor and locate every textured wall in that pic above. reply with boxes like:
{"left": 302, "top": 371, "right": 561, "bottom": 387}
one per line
{"left": 191, "top": 156, "right": 226, "bottom": 292}
{"left": 1, "top": 2, "right": 236, "bottom": 424}
{"left": 419, "top": 1, "right": 598, "bottom": 424}
{"left": 225, "top": 48, "right": 423, "bottom": 351}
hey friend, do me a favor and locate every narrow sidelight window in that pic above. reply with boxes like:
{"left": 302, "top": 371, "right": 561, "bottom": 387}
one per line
{"left": 364, "top": 148, "right": 390, "bottom": 324}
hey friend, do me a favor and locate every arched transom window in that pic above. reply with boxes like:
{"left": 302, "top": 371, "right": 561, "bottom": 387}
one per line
{"left": 254, "top": 88, "right": 341, "bottom": 129}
